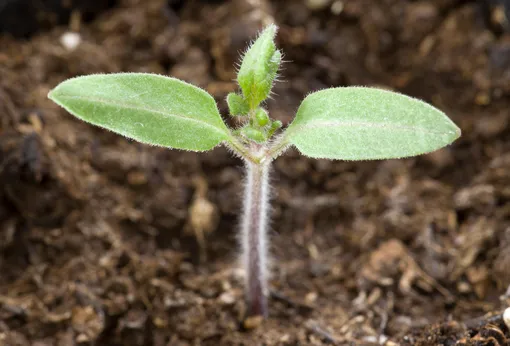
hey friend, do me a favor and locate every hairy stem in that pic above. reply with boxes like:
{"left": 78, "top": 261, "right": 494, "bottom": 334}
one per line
{"left": 267, "top": 134, "right": 291, "bottom": 160}
{"left": 241, "top": 160, "right": 270, "bottom": 317}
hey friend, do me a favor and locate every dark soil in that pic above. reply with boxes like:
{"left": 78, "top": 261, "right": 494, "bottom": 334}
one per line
{"left": 1, "top": 0, "right": 510, "bottom": 345}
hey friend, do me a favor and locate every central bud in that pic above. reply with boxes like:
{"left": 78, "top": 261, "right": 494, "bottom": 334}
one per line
{"left": 227, "top": 24, "right": 283, "bottom": 144}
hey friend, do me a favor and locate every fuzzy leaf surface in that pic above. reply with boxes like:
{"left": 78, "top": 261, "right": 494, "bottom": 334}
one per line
{"left": 237, "top": 24, "right": 280, "bottom": 108}
{"left": 285, "top": 87, "right": 461, "bottom": 160}
{"left": 48, "top": 73, "right": 230, "bottom": 151}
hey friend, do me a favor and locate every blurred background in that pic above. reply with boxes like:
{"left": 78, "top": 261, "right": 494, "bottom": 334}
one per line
{"left": 0, "top": 0, "right": 510, "bottom": 345}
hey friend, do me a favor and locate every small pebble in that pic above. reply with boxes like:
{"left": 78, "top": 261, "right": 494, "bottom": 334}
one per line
{"left": 243, "top": 315, "right": 263, "bottom": 329}
{"left": 60, "top": 32, "right": 82, "bottom": 51}
{"left": 232, "top": 268, "right": 245, "bottom": 282}
{"left": 331, "top": 1, "right": 344, "bottom": 15}
{"left": 504, "top": 307, "right": 510, "bottom": 330}
{"left": 305, "top": 291, "right": 318, "bottom": 304}
{"left": 219, "top": 292, "right": 235, "bottom": 305}
{"left": 306, "top": 0, "right": 331, "bottom": 11}
{"left": 189, "top": 196, "right": 218, "bottom": 235}
{"left": 127, "top": 171, "right": 147, "bottom": 185}
{"left": 76, "top": 334, "right": 89, "bottom": 343}
{"left": 279, "top": 334, "right": 290, "bottom": 342}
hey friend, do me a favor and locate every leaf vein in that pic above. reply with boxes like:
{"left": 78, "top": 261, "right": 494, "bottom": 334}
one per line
{"left": 57, "top": 94, "right": 229, "bottom": 137}
{"left": 288, "top": 120, "right": 455, "bottom": 136}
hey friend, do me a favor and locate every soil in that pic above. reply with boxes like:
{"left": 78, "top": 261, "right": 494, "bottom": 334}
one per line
{"left": 1, "top": 0, "right": 510, "bottom": 345}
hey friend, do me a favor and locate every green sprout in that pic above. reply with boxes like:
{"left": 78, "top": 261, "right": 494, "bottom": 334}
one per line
{"left": 48, "top": 24, "right": 461, "bottom": 318}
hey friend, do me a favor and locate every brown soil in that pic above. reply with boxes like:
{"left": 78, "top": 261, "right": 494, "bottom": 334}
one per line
{"left": 1, "top": 0, "right": 510, "bottom": 345}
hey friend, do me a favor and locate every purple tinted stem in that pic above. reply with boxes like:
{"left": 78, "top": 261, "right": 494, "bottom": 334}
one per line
{"left": 241, "top": 161, "right": 270, "bottom": 317}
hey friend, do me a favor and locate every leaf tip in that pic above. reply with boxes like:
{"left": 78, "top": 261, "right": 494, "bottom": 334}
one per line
{"left": 47, "top": 80, "right": 68, "bottom": 104}
{"left": 453, "top": 124, "right": 462, "bottom": 140}
{"left": 444, "top": 118, "right": 461, "bottom": 143}
{"left": 47, "top": 87, "right": 57, "bottom": 102}
{"left": 260, "top": 23, "right": 278, "bottom": 39}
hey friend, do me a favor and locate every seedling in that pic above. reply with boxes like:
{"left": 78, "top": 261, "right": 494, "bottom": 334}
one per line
{"left": 48, "top": 25, "right": 461, "bottom": 318}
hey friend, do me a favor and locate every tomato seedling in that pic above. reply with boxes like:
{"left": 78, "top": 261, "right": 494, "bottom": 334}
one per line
{"left": 48, "top": 24, "right": 461, "bottom": 318}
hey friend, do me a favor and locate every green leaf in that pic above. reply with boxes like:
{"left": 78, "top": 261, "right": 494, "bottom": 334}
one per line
{"left": 48, "top": 73, "right": 230, "bottom": 151}
{"left": 268, "top": 120, "right": 282, "bottom": 137}
{"left": 254, "top": 108, "right": 269, "bottom": 126}
{"left": 227, "top": 92, "right": 249, "bottom": 116}
{"left": 237, "top": 24, "right": 281, "bottom": 109}
{"left": 285, "top": 87, "right": 461, "bottom": 160}
{"left": 242, "top": 127, "right": 266, "bottom": 143}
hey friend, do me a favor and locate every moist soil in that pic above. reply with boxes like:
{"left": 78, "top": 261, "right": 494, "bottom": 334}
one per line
{"left": 1, "top": 0, "right": 510, "bottom": 345}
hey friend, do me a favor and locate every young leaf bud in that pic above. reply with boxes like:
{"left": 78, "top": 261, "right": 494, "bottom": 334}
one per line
{"left": 227, "top": 92, "right": 249, "bottom": 116}
{"left": 268, "top": 120, "right": 282, "bottom": 137}
{"left": 242, "top": 127, "right": 266, "bottom": 143}
{"left": 255, "top": 108, "right": 269, "bottom": 127}
{"left": 237, "top": 25, "right": 281, "bottom": 109}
